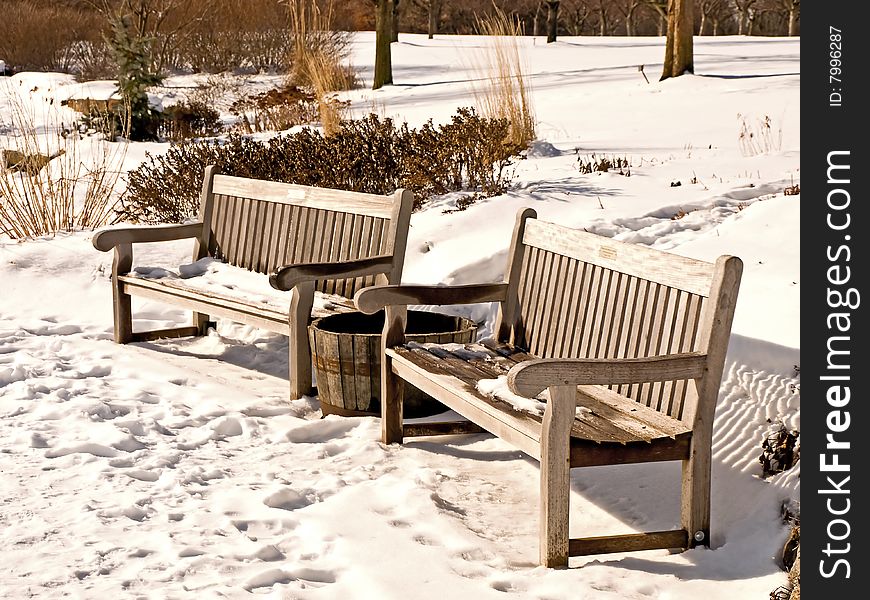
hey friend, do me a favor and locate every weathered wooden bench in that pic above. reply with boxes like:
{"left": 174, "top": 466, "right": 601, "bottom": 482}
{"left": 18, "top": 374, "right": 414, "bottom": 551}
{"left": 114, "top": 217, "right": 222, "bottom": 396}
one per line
{"left": 93, "top": 165, "right": 413, "bottom": 399}
{"left": 354, "top": 207, "right": 742, "bottom": 567}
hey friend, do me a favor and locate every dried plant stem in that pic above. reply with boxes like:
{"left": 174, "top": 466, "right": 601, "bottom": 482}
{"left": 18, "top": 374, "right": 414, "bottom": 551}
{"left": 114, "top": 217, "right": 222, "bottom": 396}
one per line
{"left": 0, "top": 91, "right": 127, "bottom": 240}
{"left": 471, "top": 9, "right": 536, "bottom": 148}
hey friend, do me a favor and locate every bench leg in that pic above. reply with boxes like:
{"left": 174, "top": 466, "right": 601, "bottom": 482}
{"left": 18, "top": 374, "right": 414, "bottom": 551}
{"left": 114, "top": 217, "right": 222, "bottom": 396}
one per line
{"left": 681, "top": 445, "right": 712, "bottom": 549}
{"left": 112, "top": 244, "right": 133, "bottom": 344}
{"left": 193, "top": 312, "right": 214, "bottom": 336}
{"left": 381, "top": 305, "right": 407, "bottom": 444}
{"left": 539, "top": 385, "right": 574, "bottom": 568}
{"left": 288, "top": 282, "right": 315, "bottom": 399}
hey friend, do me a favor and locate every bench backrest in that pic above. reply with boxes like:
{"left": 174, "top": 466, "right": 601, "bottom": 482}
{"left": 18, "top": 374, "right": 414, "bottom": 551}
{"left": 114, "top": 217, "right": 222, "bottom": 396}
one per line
{"left": 195, "top": 166, "right": 414, "bottom": 299}
{"left": 497, "top": 209, "right": 742, "bottom": 424}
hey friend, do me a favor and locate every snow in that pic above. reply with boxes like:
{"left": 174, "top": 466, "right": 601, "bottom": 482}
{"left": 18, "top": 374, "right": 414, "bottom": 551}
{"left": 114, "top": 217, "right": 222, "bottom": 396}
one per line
{"left": 0, "top": 34, "right": 799, "bottom": 598}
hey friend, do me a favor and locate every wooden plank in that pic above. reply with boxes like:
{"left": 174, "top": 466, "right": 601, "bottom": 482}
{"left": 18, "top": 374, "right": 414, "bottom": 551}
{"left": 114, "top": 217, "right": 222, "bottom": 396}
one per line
{"left": 495, "top": 208, "right": 536, "bottom": 342}
{"left": 315, "top": 211, "right": 338, "bottom": 295}
{"left": 511, "top": 244, "right": 534, "bottom": 348}
{"left": 262, "top": 201, "right": 280, "bottom": 273}
{"left": 577, "top": 385, "right": 693, "bottom": 439}
{"left": 288, "top": 281, "right": 315, "bottom": 398}
{"left": 337, "top": 330, "right": 356, "bottom": 410}
{"left": 311, "top": 327, "right": 330, "bottom": 405}
{"left": 564, "top": 260, "right": 590, "bottom": 359}
{"left": 348, "top": 215, "right": 375, "bottom": 297}
{"left": 569, "top": 436, "right": 689, "bottom": 468}
{"left": 131, "top": 326, "right": 201, "bottom": 342}
{"left": 272, "top": 203, "right": 290, "bottom": 270}
{"left": 658, "top": 289, "right": 684, "bottom": 415}
{"left": 221, "top": 195, "right": 238, "bottom": 264}
{"left": 569, "top": 530, "right": 688, "bottom": 556}
{"left": 211, "top": 194, "right": 228, "bottom": 260}
{"left": 120, "top": 278, "right": 291, "bottom": 335}
{"left": 381, "top": 305, "right": 408, "bottom": 444}
{"left": 540, "top": 385, "right": 574, "bottom": 568}
{"left": 552, "top": 256, "right": 578, "bottom": 358}
{"left": 681, "top": 256, "right": 742, "bottom": 545}
{"left": 523, "top": 219, "right": 715, "bottom": 296}
{"left": 352, "top": 333, "right": 374, "bottom": 412}
{"left": 592, "top": 268, "right": 616, "bottom": 359}
{"left": 112, "top": 243, "right": 133, "bottom": 343}
{"left": 529, "top": 248, "right": 554, "bottom": 356}
{"left": 251, "top": 199, "right": 270, "bottom": 273}
{"left": 577, "top": 264, "right": 602, "bottom": 358}
{"left": 382, "top": 189, "right": 414, "bottom": 285}
{"left": 646, "top": 285, "right": 672, "bottom": 409}
{"left": 212, "top": 174, "right": 396, "bottom": 219}
{"left": 403, "top": 421, "right": 486, "bottom": 437}
{"left": 284, "top": 204, "right": 303, "bottom": 265}
{"left": 389, "top": 347, "right": 543, "bottom": 456}
{"left": 539, "top": 252, "right": 564, "bottom": 358}
{"left": 193, "top": 165, "right": 217, "bottom": 261}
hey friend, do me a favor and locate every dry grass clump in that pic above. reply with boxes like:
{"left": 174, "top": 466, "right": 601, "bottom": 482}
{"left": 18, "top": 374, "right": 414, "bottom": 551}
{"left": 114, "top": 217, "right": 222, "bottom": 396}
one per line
{"left": 0, "top": 93, "right": 126, "bottom": 239}
{"left": 738, "top": 113, "right": 783, "bottom": 156}
{"left": 470, "top": 9, "right": 536, "bottom": 148}
{"left": 287, "top": 0, "right": 355, "bottom": 135}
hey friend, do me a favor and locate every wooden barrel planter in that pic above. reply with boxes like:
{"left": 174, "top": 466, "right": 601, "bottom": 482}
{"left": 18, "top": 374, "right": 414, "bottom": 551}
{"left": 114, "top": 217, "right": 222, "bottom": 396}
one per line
{"left": 309, "top": 310, "right": 477, "bottom": 418}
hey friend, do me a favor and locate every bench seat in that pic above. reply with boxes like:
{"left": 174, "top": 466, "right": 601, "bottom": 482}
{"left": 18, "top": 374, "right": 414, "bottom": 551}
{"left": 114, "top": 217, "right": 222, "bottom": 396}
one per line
{"left": 389, "top": 340, "right": 692, "bottom": 466}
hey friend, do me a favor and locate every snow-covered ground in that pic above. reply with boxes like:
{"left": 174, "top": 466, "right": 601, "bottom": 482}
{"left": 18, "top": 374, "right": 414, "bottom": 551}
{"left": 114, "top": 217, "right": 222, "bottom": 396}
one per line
{"left": 0, "top": 34, "right": 799, "bottom": 598}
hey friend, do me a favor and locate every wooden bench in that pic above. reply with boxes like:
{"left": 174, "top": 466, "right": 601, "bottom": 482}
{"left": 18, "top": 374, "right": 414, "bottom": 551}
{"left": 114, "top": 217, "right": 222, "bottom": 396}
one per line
{"left": 93, "top": 165, "right": 413, "bottom": 399}
{"left": 354, "top": 207, "right": 742, "bottom": 567}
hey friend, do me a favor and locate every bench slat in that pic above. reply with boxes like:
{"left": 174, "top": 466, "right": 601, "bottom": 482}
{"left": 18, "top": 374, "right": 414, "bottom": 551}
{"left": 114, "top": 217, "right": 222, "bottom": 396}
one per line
{"left": 523, "top": 219, "right": 716, "bottom": 296}
{"left": 212, "top": 174, "right": 396, "bottom": 219}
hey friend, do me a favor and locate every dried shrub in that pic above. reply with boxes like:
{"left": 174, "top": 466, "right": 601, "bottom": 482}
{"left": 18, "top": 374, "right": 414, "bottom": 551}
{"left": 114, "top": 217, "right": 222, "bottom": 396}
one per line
{"left": 576, "top": 153, "right": 631, "bottom": 175}
{"left": 759, "top": 422, "right": 800, "bottom": 477}
{"left": 158, "top": 100, "right": 222, "bottom": 141}
{"left": 738, "top": 113, "right": 783, "bottom": 157}
{"left": 229, "top": 85, "right": 322, "bottom": 133}
{"left": 0, "top": 92, "right": 126, "bottom": 239}
{"left": 0, "top": 0, "right": 104, "bottom": 73}
{"left": 121, "top": 108, "right": 524, "bottom": 224}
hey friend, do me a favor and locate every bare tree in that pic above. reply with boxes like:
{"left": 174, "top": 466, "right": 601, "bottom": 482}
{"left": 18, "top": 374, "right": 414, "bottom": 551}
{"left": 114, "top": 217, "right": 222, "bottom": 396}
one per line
{"left": 427, "top": 0, "right": 443, "bottom": 38}
{"left": 644, "top": 0, "right": 668, "bottom": 35}
{"left": 615, "top": 0, "right": 644, "bottom": 36}
{"left": 545, "top": 1, "right": 560, "bottom": 42}
{"left": 592, "top": 0, "right": 612, "bottom": 35}
{"left": 372, "top": 0, "right": 393, "bottom": 89}
{"left": 392, "top": 0, "right": 401, "bottom": 42}
{"left": 698, "top": 0, "right": 725, "bottom": 35}
{"left": 85, "top": 0, "right": 210, "bottom": 74}
{"left": 661, "top": 0, "right": 693, "bottom": 80}
{"left": 774, "top": 0, "right": 799, "bottom": 35}
{"left": 561, "top": 0, "right": 592, "bottom": 35}
{"left": 732, "top": 0, "right": 757, "bottom": 35}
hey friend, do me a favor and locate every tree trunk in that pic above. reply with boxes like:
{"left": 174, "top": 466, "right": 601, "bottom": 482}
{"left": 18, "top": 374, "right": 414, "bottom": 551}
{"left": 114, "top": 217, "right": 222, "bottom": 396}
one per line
{"left": 625, "top": 11, "right": 633, "bottom": 36}
{"left": 373, "top": 0, "right": 393, "bottom": 89}
{"left": 391, "top": 0, "right": 400, "bottom": 43}
{"left": 787, "top": 6, "right": 798, "bottom": 36}
{"left": 699, "top": 12, "right": 707, "bottom": 35}
{"left": 547, "top": 1, "right": 560, "bottom": 43}
{"left": 660, "top": 0, "right": 693, "bottom": 80}
{"left": 427, "top": 0, "right": 441, "bottom": 39}
{"left": 712, "top": 18, "right": 719, "bottom": 36}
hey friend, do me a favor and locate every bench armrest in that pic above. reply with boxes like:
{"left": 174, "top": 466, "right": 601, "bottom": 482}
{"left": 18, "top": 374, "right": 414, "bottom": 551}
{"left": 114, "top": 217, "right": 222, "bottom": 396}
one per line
{"left": 507, "top": 352, "right": 708, "bottom": 397}
{"left": 354, "top": 283, "right": 509, "bottom": 314}
{"left": 92, "top": 222, "right": 204, "bottom": 251}
{"left": 269, "top": 255, "right": 395, "bottom": 291}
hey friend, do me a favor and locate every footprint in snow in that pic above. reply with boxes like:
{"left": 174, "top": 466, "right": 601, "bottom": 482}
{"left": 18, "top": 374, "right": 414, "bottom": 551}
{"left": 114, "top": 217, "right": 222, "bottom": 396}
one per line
{"left": 285, "top": 418, "right": 360, "bottom": 444}
{"left": 243, "top": 567, "right": 336, "bottom": 591}
{"left": 263, "top": 488, "right": 316, "bottom": 511}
